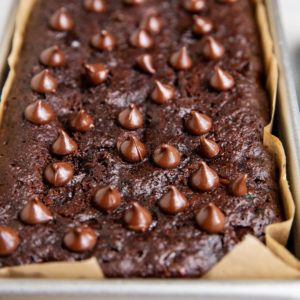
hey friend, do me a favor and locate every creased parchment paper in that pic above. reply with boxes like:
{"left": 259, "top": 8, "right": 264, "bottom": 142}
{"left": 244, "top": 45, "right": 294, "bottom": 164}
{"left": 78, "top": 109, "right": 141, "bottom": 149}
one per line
{"left": 0, "top": 0, "right": 299, "bottom": 279}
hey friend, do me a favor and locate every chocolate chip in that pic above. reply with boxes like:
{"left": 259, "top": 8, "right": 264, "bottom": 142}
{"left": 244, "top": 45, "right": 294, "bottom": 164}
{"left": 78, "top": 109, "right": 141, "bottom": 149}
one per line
{"left": 151, "top": 80, "right": 175, "bottom": 104}
{"left": 40, "top": 46, "right": 65, "bottom": 67}
{"left": 52, "top": 130, "right": 78, "bottom": 155}
{"left": 153, "top": 144, "right": 181, "bottom": 169}
{"left": 196, "top": 203, "right": 225, "bottom": 233}
{"left": 118, "top": 104, "right": 144, "bottom": 130}
{"left": 119, "top": 135, "right": 146, "bottom": 163}
{"left": 93, "top": 186, "right": 121, "bottom": 212}
{"left": 185, "top": 111, "right": 212, "bottom": 135}
{"left": 0, "top": 226, "right": 20, "bottom": 256}
{"left": 64, "top": 226, "right": 97, "bottom": 252}
{"left": 170, "top": 47, "right": 193, "bottom": 70}
{"left": 44, "top": 162, "right": 74, "bottom": 187}
{"left": 31, "top": 70, "right": 57, "bottom": 94}
{"left": 190, "top": 161, "right": 219, "bottom": 192}
{"left": 124, "top": 202, "right": 152, "bottom": 232}
{"left": 49, "top": 8, "right": 74, "bottom": 32}
{"left": 20, "top": 197, "right": 53, "bottom": 225}
{"left": 24, "top": 100, "right": 55, "bottom": 125}
{"left": 159, "top": 186, "right": 188, "bottom": 214}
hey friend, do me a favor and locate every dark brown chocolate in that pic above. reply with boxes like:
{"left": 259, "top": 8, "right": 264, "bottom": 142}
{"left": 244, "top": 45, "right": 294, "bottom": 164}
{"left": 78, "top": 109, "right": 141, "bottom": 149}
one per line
{"left": 151, "top": 80, "right": 175, "bottom": 104}
{"left": 183, "top": 0, "right": 206, "bottom": 12}
{"left": 93, "top": 186, "right": 121, "bottom": 212}
{"left": 31, "top": 70, "right": 57, "bottom": 94}
{"left": 84, "top": 0, "right": 106, "bottom": 13}
{"left": 193, "top": 16, "right": 213, "bottom": 35}
{"left": 185, "top": 111, "right": 212, "bottom": 135}
{"left": 91, "top": 31, "right": 117, "bottom": 52}
{"left": 69, "top": 110, "right": 94, "bottom": 132}
{"left": 84, "top": 63, "right": 109, "bottom": 85}
{"left": 159, "top": 186, "right": 188, "bottom": 214}
{"left": 49, "top": 8, "right": 74, "bottom": 32}
{"left": 230, "top": 174, "right": 248, "bottom": 196}
{"left": 210, "top": 67, "right": 235, "bottom": 91}
{"left": 170, "top": 47, "right": 193, "bottom": 71}
{"left": 196, "top": 203, "right": 225, "bottom": 234}
{"left": 0, "top": 227, "right": 20, "bottom": 256}
{"left": 51, "top": 130, "right": 78, "bottom": 155}
{"left": 24, "top": 100, "right": 55, "bottom": 125}
{"left": 152, "top": 144, "right": 181, "bottom": 169}
{"left": 20, "top": 197, "right": 53, "bottom": 225}
{"left": 141, "top": 14, "right": 163, "bottom": 34}
{"left": 119, "top": 135, "right": 146, "bottom": 162}
{"left": 63, "top": 226, "right": 97, "bottom": 253}
{"left": 0, "top": 0, "right": 280, "bottom": 278}
{"left": 190, "top": 161, "right": 220, "bottom": 192}
{"left": 203, "top": 37, "right": 225, "bottom": 60}
{"left": 40, "top": 46, "right": 65, "bottom": 67}
{"left": 130, "top": 29, "right": 154, "bottom": 49}
{"left": 199, "top": 136, "right": 220, "bottom": 158}
{"left": 44, "top": 162, "right": 74, "bottom": 187}
{"left": 124, "top": 202, "right": 152, "bottom": 232}
{"left": 136, "top": 54, "right": 156, "bottom": 74}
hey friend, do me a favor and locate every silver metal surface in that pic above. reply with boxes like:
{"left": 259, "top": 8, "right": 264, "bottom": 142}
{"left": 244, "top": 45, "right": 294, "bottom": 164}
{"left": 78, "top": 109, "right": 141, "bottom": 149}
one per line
{"left": 0, "top": 280, "right": 299, "bottom": 300}
{"left": 1, "top": 1, "right": 300, "bottom": 299}
{"left": 0, "top": 0, "right": 18, "bottom": 84}
{"left": 266, "top": 0, "right": 300, "bottom": 258}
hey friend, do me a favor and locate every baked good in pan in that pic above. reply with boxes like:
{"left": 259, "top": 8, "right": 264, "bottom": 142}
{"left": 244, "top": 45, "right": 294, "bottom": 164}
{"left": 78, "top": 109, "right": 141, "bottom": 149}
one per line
{"left": 0, "top": 0, "right": 281, "bottom": 277}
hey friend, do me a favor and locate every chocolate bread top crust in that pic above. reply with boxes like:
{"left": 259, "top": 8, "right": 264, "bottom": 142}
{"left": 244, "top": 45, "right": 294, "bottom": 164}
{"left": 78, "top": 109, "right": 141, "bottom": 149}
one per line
{"left": 0, "top": 0, "right": 281, "bottom": 277}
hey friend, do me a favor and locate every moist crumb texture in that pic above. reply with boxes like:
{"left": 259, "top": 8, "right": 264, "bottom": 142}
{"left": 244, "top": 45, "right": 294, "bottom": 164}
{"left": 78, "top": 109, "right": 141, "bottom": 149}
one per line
{"left": 0, "top": 0, "right": 281, "bottom": 277}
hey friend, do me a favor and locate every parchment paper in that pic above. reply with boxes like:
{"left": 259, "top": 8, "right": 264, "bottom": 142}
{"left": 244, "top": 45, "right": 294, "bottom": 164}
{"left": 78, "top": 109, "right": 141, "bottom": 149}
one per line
{"left": 0, "top": 0, "right": 299, "bottom": 279}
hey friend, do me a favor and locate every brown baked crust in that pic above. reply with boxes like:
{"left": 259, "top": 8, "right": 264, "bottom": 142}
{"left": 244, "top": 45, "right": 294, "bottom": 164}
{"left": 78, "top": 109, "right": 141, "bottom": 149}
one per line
{"left": 0, "top": 0, "right": 281, "bottom": 277}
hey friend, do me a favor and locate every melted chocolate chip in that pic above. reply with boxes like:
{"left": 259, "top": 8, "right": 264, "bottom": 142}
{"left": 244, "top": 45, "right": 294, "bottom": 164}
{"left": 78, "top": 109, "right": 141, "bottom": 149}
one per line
{"left": 119, "top": 135, "right": 146, "bottom": 163}
{"left": 124, "top": 202, "right": 152, "bottom": 232}
{"left": 218, "top": 0, "right": 238, "bottom": 3}
{"left": 151, "top": 80, "right": 175, "bottom": 104}
{"left": 210, "top": 67, "right": 235, "bottom": 91}
{"left": 123, "top": 0, "right": 145, "bottom": 5}
{"left": 196, "top": 203, "right": 225, "bottom": 233}
{"left": 185, "top": 111, "right": 212, "bottom": 135}
{"left": 0, "top": 226, "right": 20, "bottom": 256}
{"left": 40, "top": 46, "right": 65, "bottom": 67}
{"left": 69, "top": 109, "right": 94, "bottom": 132}
{"left": 136, "top": 54, "right": 156, "bottom": 74}
{"left": 118, "top": 104, "right": 144, "bottom": 130}
{"left": 199, "top": 136, "right": 219, "bottom": 158}
{"left": 52, "top": 130, "right": 78, "bottom": 155}
{"left": 84, "top": 0, "right": 106, "bottom": 13}
{"left": 24, "top": 100, "right": 55, "bottom": 125}
{"left": 91, "top": 30, "right": 116, "bottom": 51}
{"left": 31, "top": 70, "right": 57, "bottom": 94}
{"left": 64, "top": 226, "right": 97, "bottom": 253}
{"left": 93, "top": 186, "right": 121, "bottom": 212}
{"left": 20, "top": 197, "right": 53, "bottom": 225}
{"left": 183, "top": 0, "right": 206, "bottom": 13}
{"left": 130, "top": 29, "right": 154, "bottom": 49}
{"left": 190, "top": 161, "right": 219, "bottom": 192}
{"left": 170, "top": 47, "right": 193, "bottom": 70}
{"left": 44, "top": 162, "right": 74, "bottom": 187}
{"left": 159, "top": 186, "right": 188, "bottom": 214}
{"left": 193, "top": 16, "right": 213, "bottom": 35}
{"left": 84, "top": 63, "right": 109, "bottom": 85}
{"left": 203, "top": 37, "right": 225, "bottom": 60}
{"left": 141, "top": 14, "right": 162, "bottom": 34}
{"left": 153, "top": 144, "right": 181, "bottom": 169}
{"left": 49, "top": 8, "right": 74, "bottom": 32}
{"left": 230, "top": 174, "right": 248, "bottom": 197}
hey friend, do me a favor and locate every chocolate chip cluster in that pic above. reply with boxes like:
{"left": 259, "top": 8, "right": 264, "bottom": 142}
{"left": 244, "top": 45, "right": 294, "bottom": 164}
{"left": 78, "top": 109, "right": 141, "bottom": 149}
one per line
{"left": 1, "top": 0, "right": 249, "bottom": 256}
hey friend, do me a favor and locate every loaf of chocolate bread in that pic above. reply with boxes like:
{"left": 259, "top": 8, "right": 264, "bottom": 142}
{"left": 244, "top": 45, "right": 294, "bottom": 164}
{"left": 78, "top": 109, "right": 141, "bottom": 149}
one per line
{"left": 0, "top": 0, "right": 281, "bottom": 277}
